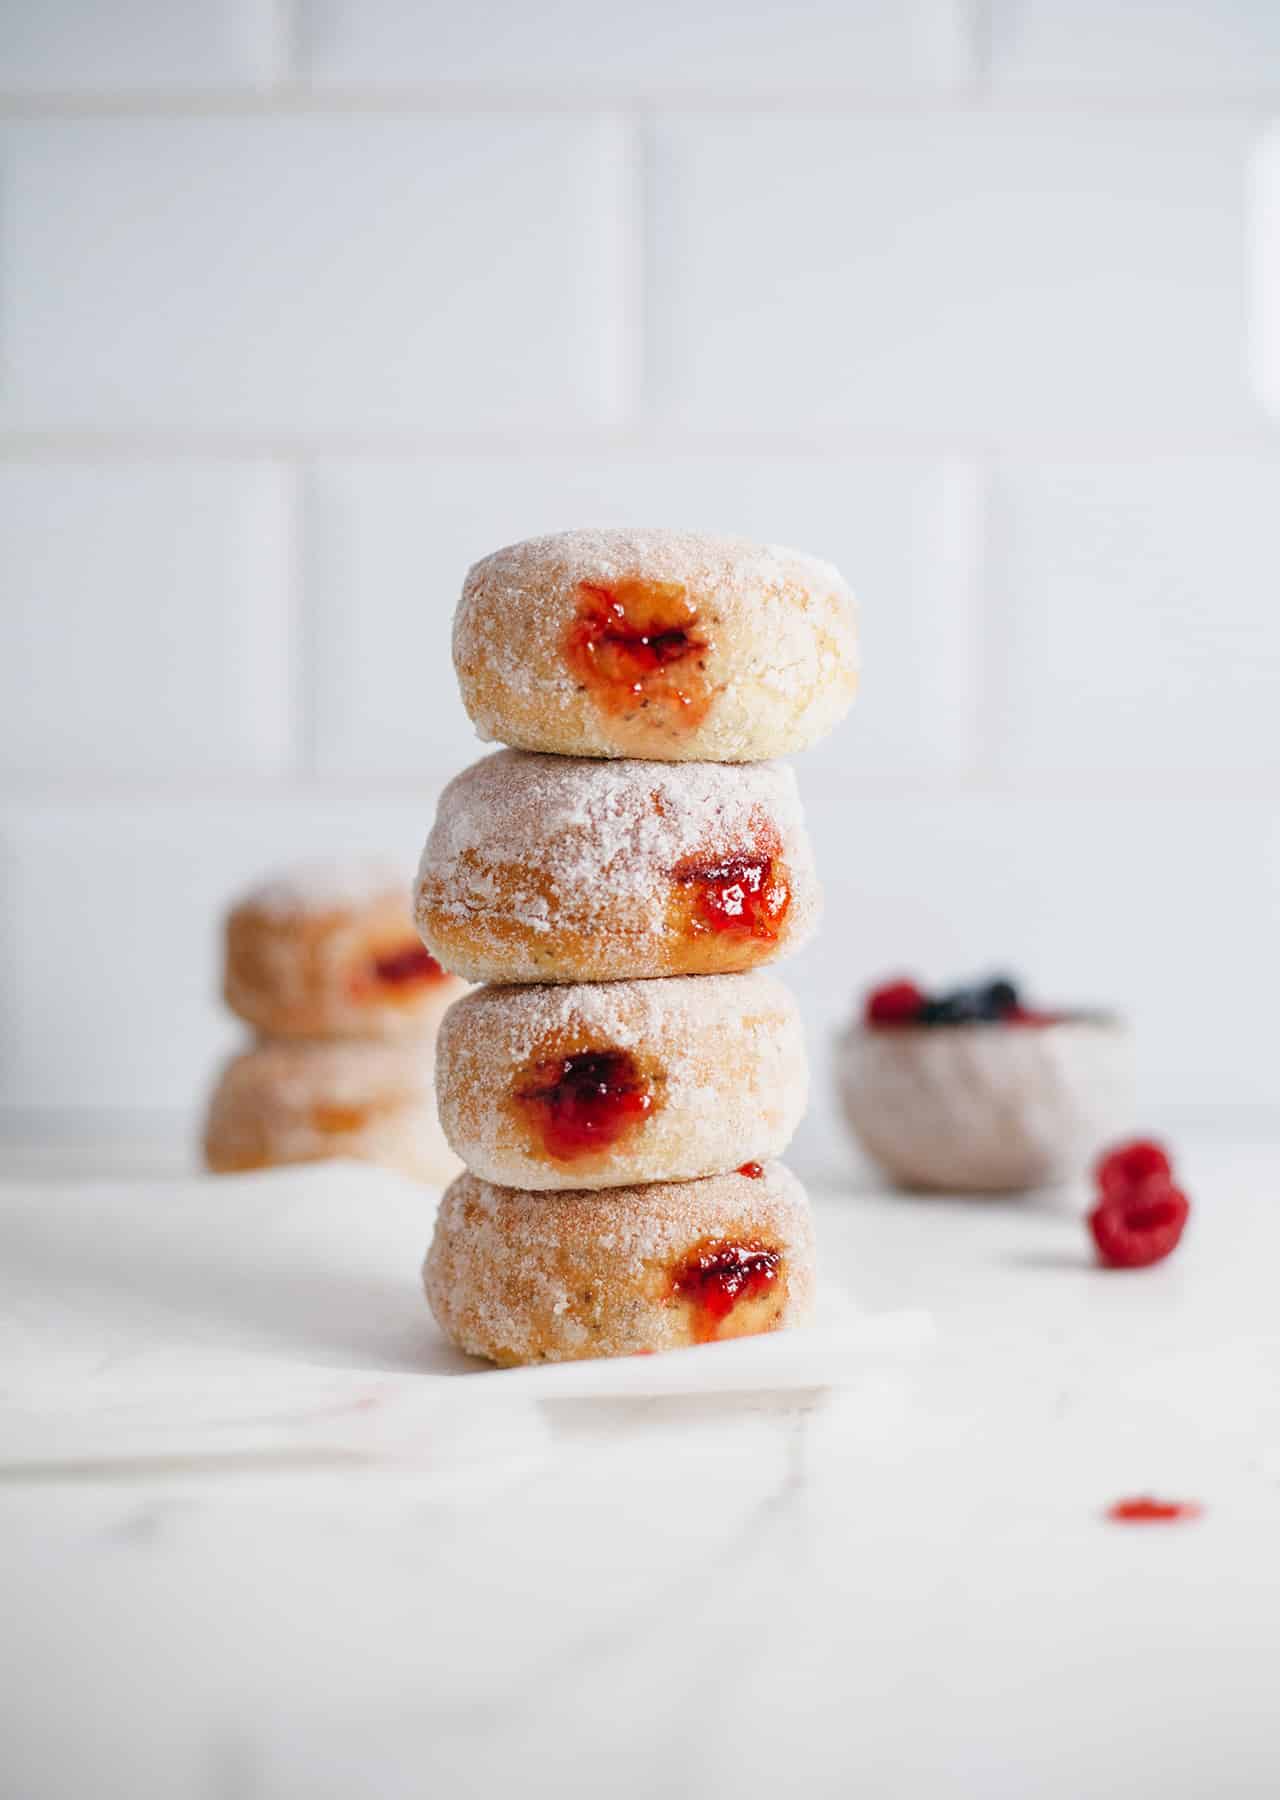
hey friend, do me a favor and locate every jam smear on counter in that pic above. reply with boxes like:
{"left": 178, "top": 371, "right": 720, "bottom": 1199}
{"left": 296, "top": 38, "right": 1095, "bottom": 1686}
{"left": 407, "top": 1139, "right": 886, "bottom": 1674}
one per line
{"left": 1107, "top": 1496, "right": 1203, "bottom": 1524}
{"left": 672, "top": 1239, "right": 781, "bottom": 1340}
{"left": 564, "top": 578, "right": 711, "bottom": 728}
{"left": 515, "top": 1049, "right": 654, "bottom": 1162}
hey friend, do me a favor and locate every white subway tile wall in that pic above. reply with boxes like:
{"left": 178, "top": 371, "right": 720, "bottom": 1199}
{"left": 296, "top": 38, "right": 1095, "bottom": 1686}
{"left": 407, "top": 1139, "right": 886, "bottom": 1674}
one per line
{"left": 1, "top": 0, "right": 1278, "bottom": 1171}
{"left": 297, "top": 0, "right": 975, "bottom": 92}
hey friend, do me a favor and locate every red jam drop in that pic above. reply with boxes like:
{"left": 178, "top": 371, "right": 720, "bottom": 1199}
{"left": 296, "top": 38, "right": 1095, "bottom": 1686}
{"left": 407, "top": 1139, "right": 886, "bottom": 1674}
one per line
{"left": 672, "top": 1239, "right": 781, "bottom": 1340}
{"left": 564, "top": 578, "right": 711, "bottom": 728}
{"left": 1107, "top": 1496, "right": 1202, "bottom": 1524}
{"left": 673, "top": 851, "right": 790, "bottom": 941}
{"left": 371, "top": 943, "right": 445, "bottom": 988}
{"left": 515, "top": 1049, "right": 654, "bottom": 1162}
{"left": 738, "top": 1161, "right": 764, "bottom": 1178}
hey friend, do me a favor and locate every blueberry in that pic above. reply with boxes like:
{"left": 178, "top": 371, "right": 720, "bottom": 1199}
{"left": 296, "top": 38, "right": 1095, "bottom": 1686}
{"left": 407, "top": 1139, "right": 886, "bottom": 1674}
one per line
{"left": 920, "top": 987, "right": 986, "bottom": 1025}
{"left": 982, "top": 977, "right": 1020, "bottom": 1018}
{"left": 921, "top": 975, "right": 1021, "bottom": 1025}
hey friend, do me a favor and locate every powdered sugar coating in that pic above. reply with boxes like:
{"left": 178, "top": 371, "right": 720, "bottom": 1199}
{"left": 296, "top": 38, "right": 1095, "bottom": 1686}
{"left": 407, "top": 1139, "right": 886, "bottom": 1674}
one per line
{"left": 225, "top": 869, "right": 461, "bottom": 1043}
{"left": 203, "top": 1034, "right": 459, "bottom": 1184}
{"left": 424, "top": 1161, "right": 816, "bottom": 1364}
{"left": 416, "top": 749, "right": 820, "bottom": 983}
{"left": 454, "top": 527, "right": 858, "bottom": 762}
{"left": 235, "top": 858, "right": 410, "bottom": 920}
{"left": 435, "top": 971, "right": 807, "bottom": 1190}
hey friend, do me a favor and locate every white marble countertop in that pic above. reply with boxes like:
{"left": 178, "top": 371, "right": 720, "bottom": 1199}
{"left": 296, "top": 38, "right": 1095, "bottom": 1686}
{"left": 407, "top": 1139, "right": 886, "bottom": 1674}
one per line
{"left": 3, "top": 1136, "right": 1279, "bottom": 1800}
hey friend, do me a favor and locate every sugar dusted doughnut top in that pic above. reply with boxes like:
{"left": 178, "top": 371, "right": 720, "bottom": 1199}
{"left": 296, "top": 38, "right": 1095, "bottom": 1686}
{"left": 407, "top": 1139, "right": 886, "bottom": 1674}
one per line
{"left": 416, "top": 749, "right": 820, "bottom": 984}
{"left": 234, "top": 857, "right": 408, "bottom": 920}
{"left": 453, "top": 527, "right": 858, "bottom": 762}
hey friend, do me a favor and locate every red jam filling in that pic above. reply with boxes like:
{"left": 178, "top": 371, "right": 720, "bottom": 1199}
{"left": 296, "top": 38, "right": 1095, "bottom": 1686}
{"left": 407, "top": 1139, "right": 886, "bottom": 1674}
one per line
{"left": 514, "top": 1049, "right": 654, "bottom": 1162}
{"left": 1107, "top": 1496, "right": 1202, "bottom": 1524}
{"left": 371, "top": 943, "right": 445, "bottom": 988}
{"left": 673, "top": 851, "right": 790, "bottom": 941}
{"left": 673, "top": 1238, "right": 781, "bottom": 1340}
{"left": 738, "top": 1161, "right": 764, "bottom": 1178}
{"left": 564, "top": 578, "right": 711, "bottom": 728}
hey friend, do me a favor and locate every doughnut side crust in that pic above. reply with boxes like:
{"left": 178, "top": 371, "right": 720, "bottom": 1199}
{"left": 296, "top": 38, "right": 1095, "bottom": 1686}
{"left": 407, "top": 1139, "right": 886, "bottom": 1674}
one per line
{"left": 453, "top": 527, "right": 857, "bottom": 762}
{"left": 424, "top": 1163, "right": 816, "bottom": 1364}
{"left": 202, "top": 1036, "right": 459, "bottom": 1185}
{"left": 435, "top": 972, "right": 807, "bottom": 1190}
{"left": 416, "top": 750, "right": 820, "bottom": 984}
{"left": 225, "top": 879, "right": 461, "bottom": 1042}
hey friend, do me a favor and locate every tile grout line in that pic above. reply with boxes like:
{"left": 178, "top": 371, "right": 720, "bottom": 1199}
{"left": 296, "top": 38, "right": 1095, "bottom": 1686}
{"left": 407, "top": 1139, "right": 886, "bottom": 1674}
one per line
{"left": 932, "top": 457, "right": 990, "bottom": 780}
{"left": 2, "top": 431, "right": 1280, "bottom": 460}
{"left": 613, "top": 104, "right": 651, "bottom": 432}
{"left": 969, "top": 455, "right": 1006, "bottom": 782}
{"left": 0, "top": 88, "right": 1278, "bottom": 120}
{"left": 265, "top": 0, "right": 301, "bottom": 91}
{"left": 288, "top": 460, "right": 318, "bottom": 779}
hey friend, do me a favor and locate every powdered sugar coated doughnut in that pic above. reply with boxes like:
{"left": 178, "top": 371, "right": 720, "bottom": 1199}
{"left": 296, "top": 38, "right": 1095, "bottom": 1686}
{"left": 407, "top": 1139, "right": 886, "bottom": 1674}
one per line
{"left": 203, "top": 1035, "right": 460, "bottom": 1185}
{"left": 425, "top": 1162, "right": 816, "bottom": 1364}
{"left": 416, "top": 750, "right": 820, "bottom": 984}
{"left": 435, "top": 972, "right": 807, "bottom": 1191}
{"left": 454, "top": 527, "right": 857, "bottom": 762}
{"left": 224, "top": 858, "right": 462, "bottom": 1042}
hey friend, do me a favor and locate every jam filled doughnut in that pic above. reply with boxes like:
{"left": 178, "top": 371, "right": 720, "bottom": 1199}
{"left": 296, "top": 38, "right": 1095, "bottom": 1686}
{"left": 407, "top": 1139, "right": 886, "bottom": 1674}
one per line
{"left": 435, "top": 972, "right": 806, "bottom": 1190}
{"left": 224, "top": 860, "right": 461, "bottom": 1042}
{"left": 425, "top": 1162, "right": 816, "bottom": 1365}
{"left": 416, "top": 750, "right": 819, "bottom": 984}
{"left": 203, "top": 1037, "right": 460, "bottom": 1185}
{"left": 454, "top": 528, "right": 857, "bottom": 762}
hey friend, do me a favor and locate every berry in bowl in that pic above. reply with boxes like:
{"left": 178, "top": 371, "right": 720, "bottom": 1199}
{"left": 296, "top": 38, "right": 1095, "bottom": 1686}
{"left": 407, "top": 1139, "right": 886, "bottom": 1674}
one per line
{"left": 836, "top": 974, "right": 1134, "bottom": 1193}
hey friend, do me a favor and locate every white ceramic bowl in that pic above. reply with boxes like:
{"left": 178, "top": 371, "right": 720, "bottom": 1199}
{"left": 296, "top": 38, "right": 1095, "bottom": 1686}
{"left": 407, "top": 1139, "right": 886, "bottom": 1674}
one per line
{"left": 835, "top": 1016, "right": 1135, "bottom": 1193}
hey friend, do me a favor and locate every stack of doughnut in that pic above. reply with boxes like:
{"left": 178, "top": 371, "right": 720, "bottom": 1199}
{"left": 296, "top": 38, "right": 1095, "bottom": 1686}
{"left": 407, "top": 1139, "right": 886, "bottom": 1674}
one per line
{"left": 203, "top": 860, "right": 466, "bottom": 1183}
{"left": 415, "top": 528, "right": 857, "bottom": 1365}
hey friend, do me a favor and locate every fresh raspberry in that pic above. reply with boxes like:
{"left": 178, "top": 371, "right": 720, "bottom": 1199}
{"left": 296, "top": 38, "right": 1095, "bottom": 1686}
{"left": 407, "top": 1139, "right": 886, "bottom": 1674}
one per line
{"left": 1094, "top": 1138, "right": 1173, "bottom": 1201}
{"left": 1089, "top": 1176, "right": 1190, "bottom": 1269}
{"left": 865, "top": 979, "right": 926, "bottom": 1027}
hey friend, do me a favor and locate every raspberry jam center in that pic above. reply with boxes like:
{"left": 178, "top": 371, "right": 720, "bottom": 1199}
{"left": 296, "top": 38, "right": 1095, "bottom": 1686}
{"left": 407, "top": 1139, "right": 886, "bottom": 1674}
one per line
{"left": 673, "top": 851, "right": 789, "bottom": 940}
{"left": 672, "top": 1238, "right": 781, "bottom": 1340}
{"left": 564, "top": 578, "right": 711, "bottom": 728}
{"left": 515, "top": 1049, "right": 654, "bottom": 1162}
{"left": 738, "top": 1161, "right": 764, "bottom": 1178}
{"left": 371, "top": 943, "right": 444, "bottom": 988}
